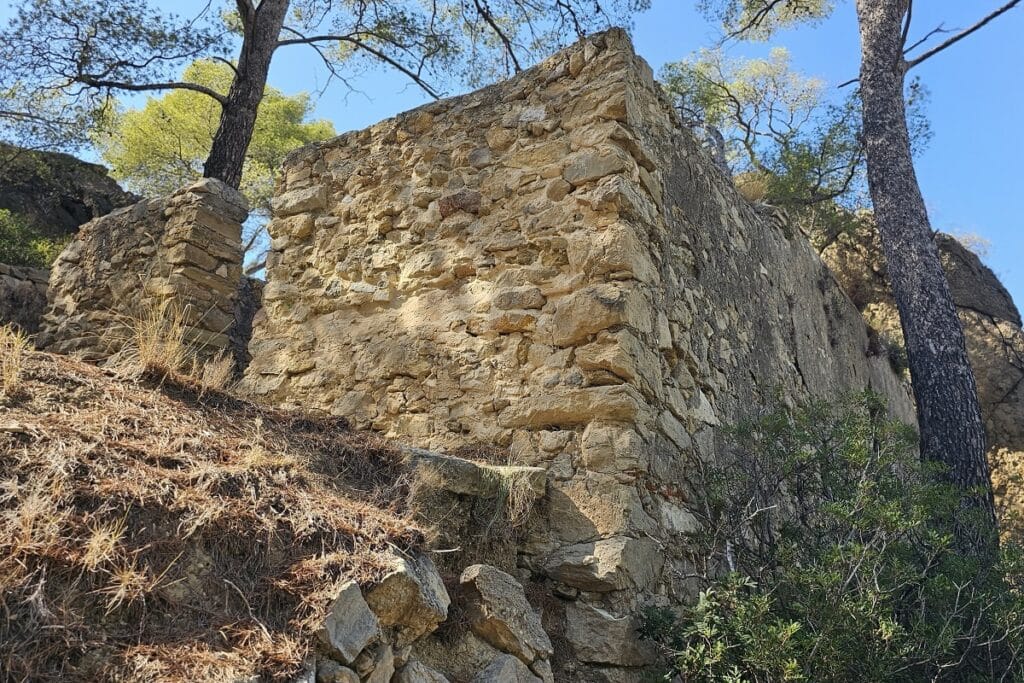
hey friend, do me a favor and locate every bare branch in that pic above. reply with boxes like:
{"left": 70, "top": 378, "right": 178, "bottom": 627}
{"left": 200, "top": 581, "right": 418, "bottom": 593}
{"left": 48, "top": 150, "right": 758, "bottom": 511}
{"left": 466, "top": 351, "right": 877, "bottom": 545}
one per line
{"left": 77, "top": 77, "right": 227, "bottom": 105}
{"left": 276, "top": 30, "right": 442, "bottom": 99}
{"left": 907, "top": 0, "right": 1022, "bottom": 69}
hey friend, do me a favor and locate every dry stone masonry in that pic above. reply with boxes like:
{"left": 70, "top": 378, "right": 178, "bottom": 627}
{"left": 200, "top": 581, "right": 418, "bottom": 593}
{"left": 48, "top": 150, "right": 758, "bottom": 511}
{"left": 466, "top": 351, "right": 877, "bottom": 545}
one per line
{"left": 245, "top": 29, "right": 914, "bottom": 681}
{"left": 37, "top": 179, "right": 247, "bottom": 362}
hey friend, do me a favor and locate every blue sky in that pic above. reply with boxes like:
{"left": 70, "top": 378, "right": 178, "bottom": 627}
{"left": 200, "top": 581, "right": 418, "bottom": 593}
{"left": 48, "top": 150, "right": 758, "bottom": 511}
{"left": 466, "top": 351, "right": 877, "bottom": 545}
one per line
{"left": 3, "top": 0, "right": 1021, "bottom": 306}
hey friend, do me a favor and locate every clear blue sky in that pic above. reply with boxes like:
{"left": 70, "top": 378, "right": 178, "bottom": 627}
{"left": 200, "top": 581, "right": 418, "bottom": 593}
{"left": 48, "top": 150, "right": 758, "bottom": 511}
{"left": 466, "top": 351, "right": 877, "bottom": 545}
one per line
{"left": 3, "top": 1, "right": 1021, "bottom": 307}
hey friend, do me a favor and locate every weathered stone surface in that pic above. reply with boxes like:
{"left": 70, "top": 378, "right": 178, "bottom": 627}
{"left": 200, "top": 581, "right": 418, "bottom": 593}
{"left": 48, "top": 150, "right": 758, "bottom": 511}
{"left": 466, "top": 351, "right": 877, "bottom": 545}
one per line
{"left": 315, "top": 660, "right": 360, "bottom": 683}
{"left": 565, "top": 602, "right": 654, "bottom": 667}
{"left": 395, "top": 660, "right": 451, "bottom": 683}
{"left": 272, "top": 185, "right": 327, "bottom": 217}
{"left": 0, "top": 142, "right": 135, "bottom": 238}
{"left": 404, "top": 448, "right": 546, "bottom": 498}
{"left": 0, "top": 263, "right": 48, "bottom": 333}
{"left": 460, "top": 564, "right": 553, "bottom": 664}
{"left": 365, "top": 553, "right": 450, "bottom": 645}
{"left": 317, "top": 581, "right": 379, "bottom": 664}
{"left": 542, "top": 536, "right": 662, "bottom": 591}
{"left": 38, "top": 180, "right": 248, "bottom": 363}
{"left": 823, "top": 225, "right": 1024, "bottom": 534}
{"left": 243, "top": 28, "right": 916, "bottom": 679}
{"left": 471, "top": 654, "right": 542, "bottom": 683}
{"left": 362, "top": 643, "right": 396, "bottom": 683}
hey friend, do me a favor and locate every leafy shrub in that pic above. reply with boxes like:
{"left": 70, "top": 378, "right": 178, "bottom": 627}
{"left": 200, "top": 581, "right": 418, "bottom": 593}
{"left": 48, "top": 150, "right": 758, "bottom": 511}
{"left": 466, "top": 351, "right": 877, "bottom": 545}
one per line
{"left": 0, "top": 208, "right": 67, "bottom": 267}
{"left": 643, "top": 393, "right": 1024, "bottom": 682}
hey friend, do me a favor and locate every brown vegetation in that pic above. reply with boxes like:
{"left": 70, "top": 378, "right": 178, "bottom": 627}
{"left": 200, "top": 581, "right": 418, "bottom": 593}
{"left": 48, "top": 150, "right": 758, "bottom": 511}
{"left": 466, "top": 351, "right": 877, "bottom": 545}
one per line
{"left": 0, "top": 348, "right": 423, "bottom": 682}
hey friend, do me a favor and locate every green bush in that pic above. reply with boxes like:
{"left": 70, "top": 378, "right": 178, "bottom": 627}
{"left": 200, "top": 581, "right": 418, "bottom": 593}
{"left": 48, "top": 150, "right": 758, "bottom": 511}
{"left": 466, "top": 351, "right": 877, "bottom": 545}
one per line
{"left": 642, "top": 393, "right": 1024, "bottom": 682}
{"left": 0, "top": 209, "right": 66, "bottom": 268}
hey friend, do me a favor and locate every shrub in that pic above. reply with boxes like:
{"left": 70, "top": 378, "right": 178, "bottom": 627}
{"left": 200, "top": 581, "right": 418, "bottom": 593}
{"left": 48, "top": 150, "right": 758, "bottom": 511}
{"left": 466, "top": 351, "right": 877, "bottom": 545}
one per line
{"left": 0, "top": 209, "right": 67, "bottom": 268}
{"left": 0, "top": 323, "right": 30, "bottom": 397}
{"left": 642, "top": 393, "right": 1024, "bottom": 682}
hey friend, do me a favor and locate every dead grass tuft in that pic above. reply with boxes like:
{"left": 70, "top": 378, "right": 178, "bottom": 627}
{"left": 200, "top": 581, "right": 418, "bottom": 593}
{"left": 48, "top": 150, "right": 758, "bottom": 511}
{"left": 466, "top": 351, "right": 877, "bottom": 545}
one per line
{"left": 0, "top": 350, "right": 424, "bottom": 682}
{"left": 0, "top": 323, "right": 30, "bottom": 397}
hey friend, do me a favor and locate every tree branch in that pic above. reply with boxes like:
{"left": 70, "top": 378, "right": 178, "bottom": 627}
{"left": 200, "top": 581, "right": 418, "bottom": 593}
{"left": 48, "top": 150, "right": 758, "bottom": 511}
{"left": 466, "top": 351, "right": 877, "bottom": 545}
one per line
{"left": 276, "top": 31, "right": 442, "bottom": 99}
{"left": 78, "top": 77, "right": 227, "bottom": 105}
{"left": 472, "top": 0, "right": 523, "bottom": 72}
{"left": 907, "top": 0, "right": 1022, "bottom": 69}
{"left": 900, "top": 0, "right": 914, "bottom": 49}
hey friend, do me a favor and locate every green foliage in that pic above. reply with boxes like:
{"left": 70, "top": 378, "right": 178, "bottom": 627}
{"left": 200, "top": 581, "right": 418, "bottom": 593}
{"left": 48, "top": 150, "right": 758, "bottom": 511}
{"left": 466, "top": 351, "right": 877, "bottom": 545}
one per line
{"left": 0, "top": 209, "right": 66, "bottom": 268}
{"left": 93, "top": 59, "right": 335, "bottom": 218}
{"left": 643, "top": 393, "right": 1024, "bottom": 681}
{"left": 662, "top": 47, "right": 931, "bottom": 248}
{"left": 698, "top": 0, "right": 833, "bottom": 39}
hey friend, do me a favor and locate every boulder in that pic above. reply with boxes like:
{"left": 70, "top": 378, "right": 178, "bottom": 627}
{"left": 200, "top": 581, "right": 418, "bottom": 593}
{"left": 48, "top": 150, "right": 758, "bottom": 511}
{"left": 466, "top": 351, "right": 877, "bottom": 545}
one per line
{"left": 542, "top": 536, "right": 663, "bottom": 591}
{"left": 365, "top": 553, "right": 450, "bottom": 645}
{"left": 395, "top": 660, "right": 451, "bottom": 683}
{"left": 460, "top": 564, "right": 553, "bottom": 664}
{"left": 315, "top": 660, "right": 359, "bottom": 683}
{"left": 317, "top": 581, "right": 379, "bottom": 664}
{"left": 471, "top": 654, "right": 542, "bottom": 683}
{"left": 564, "top": 602, "right": 654, "bottom": 667}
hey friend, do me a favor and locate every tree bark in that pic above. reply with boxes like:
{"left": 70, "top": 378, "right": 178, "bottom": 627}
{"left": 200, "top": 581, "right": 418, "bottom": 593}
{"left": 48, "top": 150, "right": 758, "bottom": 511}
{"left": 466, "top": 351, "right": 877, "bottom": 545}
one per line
{"left": 855, "top": 0, "right": 997, "bottom": 555}
{"left": 203, "top": 0, "right": 290, "bottom": 188}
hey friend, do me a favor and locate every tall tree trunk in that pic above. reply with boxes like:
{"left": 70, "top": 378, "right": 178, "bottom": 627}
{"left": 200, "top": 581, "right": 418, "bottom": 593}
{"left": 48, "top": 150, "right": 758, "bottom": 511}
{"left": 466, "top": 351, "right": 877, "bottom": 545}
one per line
{"left": 203, "top": 0, "right": 290, "bottom": 188}
{"left": 855, "top": 0, "right": 997, "bottom": 556}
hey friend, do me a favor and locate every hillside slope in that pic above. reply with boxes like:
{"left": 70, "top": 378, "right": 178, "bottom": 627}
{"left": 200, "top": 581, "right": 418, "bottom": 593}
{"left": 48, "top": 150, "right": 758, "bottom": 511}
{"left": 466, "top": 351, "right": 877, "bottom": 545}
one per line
{"left": 0, "top": 349, "right": 422, "bottom": 682}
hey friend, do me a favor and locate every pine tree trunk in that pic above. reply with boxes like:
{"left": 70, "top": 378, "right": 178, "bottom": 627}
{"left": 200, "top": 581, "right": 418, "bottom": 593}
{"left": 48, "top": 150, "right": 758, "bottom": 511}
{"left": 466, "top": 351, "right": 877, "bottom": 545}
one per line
{"left": 855, "top": 0, "right": 998, "bottom": 555}
{"left": 203, "top": 0, "right": 290, "bottom": 188}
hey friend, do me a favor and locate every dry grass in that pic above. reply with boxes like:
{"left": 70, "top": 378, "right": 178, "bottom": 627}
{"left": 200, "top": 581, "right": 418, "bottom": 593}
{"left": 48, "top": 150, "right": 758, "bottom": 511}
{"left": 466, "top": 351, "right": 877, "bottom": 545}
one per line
{"left": 0, "top": 349, "right": 424, "bottom": 682}
{"left": 0, "top": 323, "right": 30, "bottom": 397}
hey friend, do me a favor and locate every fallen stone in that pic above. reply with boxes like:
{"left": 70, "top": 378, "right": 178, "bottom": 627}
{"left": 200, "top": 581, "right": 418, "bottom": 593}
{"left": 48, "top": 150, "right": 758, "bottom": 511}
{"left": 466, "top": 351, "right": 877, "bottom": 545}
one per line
{"left": 315, "top": 659, "right": 360, "bottom": 683}
{"left": 542, "top": 536, "right": 662, "bottom": 591}
{"left": 365, "top": 553, "right": 451, "bottom": 645}
{"left": 565, "top": 602, "right": 654, "bottom": 666}
{"left": 394, "top": 660, "right": 451, "bottom": 683}
{"left": 471, "top": 654, "right": 542, "bottom": 683}
{"left": 460, "top": 564, "right": 553, "bottom": 663}
{"left": 317, "top": 581, "right": 379, "bottom": 664}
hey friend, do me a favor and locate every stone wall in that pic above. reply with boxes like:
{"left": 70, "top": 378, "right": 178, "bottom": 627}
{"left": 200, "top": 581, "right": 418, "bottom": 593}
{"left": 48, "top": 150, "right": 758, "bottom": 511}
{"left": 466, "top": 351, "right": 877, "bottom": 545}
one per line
{"left": 244, "top": 30, "right": 913, "bottom": 680}
{"left": 0, "top": 262, "right": 48, "bottom": 333}
{"left": 38, "top": 179, "right": 247, "bottom": 362}
{"left": 824, "top": 227, "right": 1024, "bottom": 535}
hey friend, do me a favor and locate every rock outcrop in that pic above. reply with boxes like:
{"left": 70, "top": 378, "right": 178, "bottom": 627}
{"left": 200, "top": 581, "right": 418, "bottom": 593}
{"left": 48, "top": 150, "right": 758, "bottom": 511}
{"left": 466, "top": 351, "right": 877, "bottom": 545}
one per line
{"left": 823, "top": 225, "right": 1024, "bottom": 533}
{"left": 37, "top": 179, "right": 248, "bottom": 363}
{"left": 0, "top": 262, "right": 48, "bottom": 332}
{"left": 243, "top": 29, "right": 913, "bottom": 680}
{"left": 0, "top": 143, "right": 135, "bottom": 237}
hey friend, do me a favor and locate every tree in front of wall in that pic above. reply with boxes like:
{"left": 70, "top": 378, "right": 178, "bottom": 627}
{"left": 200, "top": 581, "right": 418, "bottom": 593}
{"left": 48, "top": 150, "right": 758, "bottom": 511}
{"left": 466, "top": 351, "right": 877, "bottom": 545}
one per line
{"left": 695, "top": 0, "right": 1022, "bottom": 559}
{"left": 0, "top": 0, "right": 651, "bottom": 193}
{"left": 93, "top": 59, "right": 335, "bottom": 271}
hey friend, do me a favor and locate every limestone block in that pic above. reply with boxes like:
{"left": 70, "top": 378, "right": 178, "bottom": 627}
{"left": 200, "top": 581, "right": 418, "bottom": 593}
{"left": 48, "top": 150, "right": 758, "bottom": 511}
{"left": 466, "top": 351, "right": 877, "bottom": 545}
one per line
{"left": 273, "top": 185, "right": 327, "bottom": 217}
{"left": 365, "top": 553, "right": 451, "bottom": 645}
{"left": 395, "top": 660, "right": 451, "bottom": 683}
{"left": 317, "top": 581, "right": 379, "bottom": 664}
{"left": 497, "top": 385, "right": 644, "bottom": 429}
{"left": 493, "top": 286, "right": 546, "bottom": 311}
{"left": 579, "top": 423, "right": 645, "bottom": 472}
{"left": 550, "top": 284, "right": 650, "bottom": 347}
{"left": 562, "top": 144, "right": 634, "bottom": 187}
{"left": 471, "top": 654, "right": 542, "bottom": 683}
{"left": 564, "top": 602, "right": 654, "bottom": 667}
{"left": 315, "top": 660, "right": 360, "bottom": 683}
{"left": 541, "top": 536, "right": 663, "bottom": 591}
{"left": 460, "top": 564, "right": 553, "bottom": 663}
{"left": 566, "top": 223, "right": 657, "bottom": 283}
{"left": 438, "top": 188, "right": 482, "bottom": 217}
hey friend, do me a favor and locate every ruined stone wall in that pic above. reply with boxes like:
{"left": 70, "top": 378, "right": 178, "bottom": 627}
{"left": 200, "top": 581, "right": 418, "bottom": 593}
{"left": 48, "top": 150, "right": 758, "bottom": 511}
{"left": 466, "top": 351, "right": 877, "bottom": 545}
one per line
{"left": 245, "top": 30, "right": 913, "bottom": 680}
{"left": 38, "top": 179, "right": 247, "bottom": 361}
{"left": 0, "top": 262, "right": 48, "bottom": 333}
